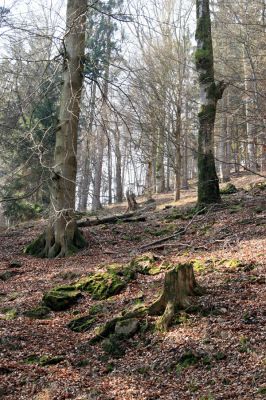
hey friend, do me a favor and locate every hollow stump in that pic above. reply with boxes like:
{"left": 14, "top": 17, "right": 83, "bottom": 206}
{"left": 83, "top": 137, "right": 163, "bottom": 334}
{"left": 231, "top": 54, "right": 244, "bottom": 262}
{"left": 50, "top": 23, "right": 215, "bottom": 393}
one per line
{"left": 148, "top": 263, "right": 204, "bottom": 331}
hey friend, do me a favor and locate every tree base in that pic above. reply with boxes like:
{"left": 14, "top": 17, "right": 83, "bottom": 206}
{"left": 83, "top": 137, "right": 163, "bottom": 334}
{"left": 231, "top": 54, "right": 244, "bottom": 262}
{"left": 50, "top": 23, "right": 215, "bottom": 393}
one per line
{"left": 25, "top": 221, "right": 87, "bottom": 258}
{"left": 148, "top": 263, "right": 204, "bottom": 331}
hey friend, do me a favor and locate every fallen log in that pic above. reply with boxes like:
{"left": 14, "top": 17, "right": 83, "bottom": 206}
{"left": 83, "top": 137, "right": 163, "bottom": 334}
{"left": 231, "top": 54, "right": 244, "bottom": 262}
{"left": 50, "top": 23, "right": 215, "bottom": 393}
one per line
{"left": 77, "top": 213, "right": 146, "bottom": 227}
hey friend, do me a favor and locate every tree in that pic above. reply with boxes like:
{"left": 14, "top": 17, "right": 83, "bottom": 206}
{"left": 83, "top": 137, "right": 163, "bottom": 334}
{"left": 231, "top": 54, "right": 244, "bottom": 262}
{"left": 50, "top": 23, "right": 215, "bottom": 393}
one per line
{"left": 195, "top": 0, "right": 226, "bottom": 204}
{"left": 26, "top": 0, "right": 87, "bottom": 258}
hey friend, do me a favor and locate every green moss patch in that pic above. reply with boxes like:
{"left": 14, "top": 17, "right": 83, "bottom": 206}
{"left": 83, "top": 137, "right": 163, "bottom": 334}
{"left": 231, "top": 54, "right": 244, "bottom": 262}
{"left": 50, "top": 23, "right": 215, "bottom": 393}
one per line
{"left": 220, "top": 183, "right": 238, "bottom": 195}
{"left": 24, "top": 354, "right": 64, "bottom": 366}
{"left": 0, "top": 308, "right": 18, "bottom": 320}
{"left": 75, "top": 272, "right": 126, "bottom": 300}
{"left": 68, "top": 315, "right": 96, "bottom": 332}
{"left": 43, "top": 285, "right": 82, "bottom": 311}
{"left": 24, "top": 306, "right": 51, "bottom": 319}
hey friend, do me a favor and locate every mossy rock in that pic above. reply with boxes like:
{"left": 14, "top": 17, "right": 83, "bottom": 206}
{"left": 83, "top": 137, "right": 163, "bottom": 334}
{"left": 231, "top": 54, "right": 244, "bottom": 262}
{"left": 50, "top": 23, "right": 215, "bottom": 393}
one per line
{"left": 122, "top": 303, "right": 148, "bottom": 319}
{"left": 9, "top": 260, "right": 22, "bottom": 268}
{"left": 89, "top": 303, "right": 105, "bottom": 315}
{"left": 43, "top": 285, "right": 82, "bottom": 311}
{"left": 102, "top": 334, "right": 126, "bottom": 358}
{"left": 115, "top": 318, "right": 139, "bottom": 338}
{"left": 24, "top": 306, "right": 51, "bottom": 319}
{"left": 75, "top": 272, "right": 126, "bottom": 300}
{"left": 24, "top": 354, "right": 64, "bottom": 366}
{"left": 0, "top": 270, "right": 19, "bottom": 281}
{"left": 106, "top": 263, "right": 136, "bottom": 282}
{"left": 220, "top": 183, "right": 238, "bottom": 195}
{"left": 130, "top": 252, "right": 162, "bottom": 275}
{"left": 67, "top": 315, "right": 96, "bottom": 332}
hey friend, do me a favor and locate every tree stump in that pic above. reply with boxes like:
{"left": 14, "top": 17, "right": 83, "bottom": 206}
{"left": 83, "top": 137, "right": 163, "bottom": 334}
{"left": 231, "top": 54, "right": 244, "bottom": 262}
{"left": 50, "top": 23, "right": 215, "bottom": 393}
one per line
{"left": 126, "top": 190, "right": 139, "bottom": 212}
{"left": 148, "top": 263, "right": 204, "bottom": 331}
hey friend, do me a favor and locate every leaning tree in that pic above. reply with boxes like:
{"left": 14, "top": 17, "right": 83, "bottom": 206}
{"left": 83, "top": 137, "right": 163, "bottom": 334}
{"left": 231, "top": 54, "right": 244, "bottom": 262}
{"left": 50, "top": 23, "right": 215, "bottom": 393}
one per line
{"left": 195, "top": 0, "right": 227, "bottom": 204}
{"left": 26, "top": 0, "right": 88, "bottom": 257}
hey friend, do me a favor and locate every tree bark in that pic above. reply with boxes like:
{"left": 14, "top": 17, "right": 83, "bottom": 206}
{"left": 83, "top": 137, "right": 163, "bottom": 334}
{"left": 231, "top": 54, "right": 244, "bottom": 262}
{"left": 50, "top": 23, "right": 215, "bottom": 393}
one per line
{"left": 78, "top": 81, "right": 97, "bottom": 211}
{"left": 195, "top": 0, "right": 225, "bottom": 205}
{"left": 25, "top": 0, "right": 87, "bottom": 258}
{"left": 148, "top": 263, "right": 204, "bottom": 331}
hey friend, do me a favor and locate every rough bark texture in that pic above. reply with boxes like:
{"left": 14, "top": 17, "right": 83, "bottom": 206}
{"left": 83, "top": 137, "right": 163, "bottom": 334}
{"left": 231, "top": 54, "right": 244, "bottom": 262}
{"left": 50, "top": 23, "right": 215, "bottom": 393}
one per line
{"left": 195, "top": 0, "right": 225, "bottom": 205}
{"left": 126, "top": 190, "right": 139, "bottom": 212}
{"left": 25, "top": 0, "right": 87, "bottom": 258}
{"left": 148, "top": 263, "right": 204, "bottom": 331}
{"left": 78, "top": 81, "right": 97, "bottom": 211}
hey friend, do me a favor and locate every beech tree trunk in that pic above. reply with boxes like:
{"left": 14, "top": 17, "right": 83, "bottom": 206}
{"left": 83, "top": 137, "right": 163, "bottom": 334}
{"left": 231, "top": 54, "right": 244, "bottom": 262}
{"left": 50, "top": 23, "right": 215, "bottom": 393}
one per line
{"left": 148, "top": 263, "right": 204, "bottom": 331}
{"left": 25, "top": 0, "right": 87, "bottom": 258}
{"left": 114, "top": 126, "right": 123, "bottom": 203}
{"left": 195, "top": 0, "right": 226, "bottom": 205}
{"left": 78, "top": 81, "right": 97, "bottom": 211}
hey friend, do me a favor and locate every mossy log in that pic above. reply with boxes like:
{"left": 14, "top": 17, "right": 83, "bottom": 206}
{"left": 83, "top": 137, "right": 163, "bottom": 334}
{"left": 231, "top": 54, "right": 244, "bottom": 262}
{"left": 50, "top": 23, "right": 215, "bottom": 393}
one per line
{"left": 148, "top": 263, "right": 204, "bottom": 331}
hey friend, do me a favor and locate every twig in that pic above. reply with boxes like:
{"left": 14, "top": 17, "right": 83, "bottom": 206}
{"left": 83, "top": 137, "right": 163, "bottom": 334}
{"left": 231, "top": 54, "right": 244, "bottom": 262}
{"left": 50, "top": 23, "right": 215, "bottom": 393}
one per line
{"left": 138, "top": 207, "right": 208, "bottom": 251}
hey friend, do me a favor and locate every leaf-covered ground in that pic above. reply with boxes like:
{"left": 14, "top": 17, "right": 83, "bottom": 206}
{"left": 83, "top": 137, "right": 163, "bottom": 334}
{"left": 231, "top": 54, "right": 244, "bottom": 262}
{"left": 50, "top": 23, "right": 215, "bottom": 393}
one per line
{"left": 0, "top": 173, "right": 265, "bottom": 400}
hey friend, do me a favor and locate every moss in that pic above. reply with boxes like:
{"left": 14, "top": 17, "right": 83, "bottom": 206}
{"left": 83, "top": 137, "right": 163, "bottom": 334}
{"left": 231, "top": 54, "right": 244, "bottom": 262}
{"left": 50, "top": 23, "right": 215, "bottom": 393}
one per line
{"left": 198, "top": 151, "right": 221, "bottom": 205}
{"left": 257, "top": 387, "right": 266, "bottom": 395}
{"left": 192, "top": 259, "right": 207, "bottom": 274}
{"left": 220, "top": 183, "right": 237, "bottom": 195}
{"left": 176, "top": 351, "right": 201, "bottom": 371}
{"left": 106, "top": 263, "right": 136, "bottom": 282}
{"left": 1, "top": 308, "right": 18, "bottom": 320}
{"left": 221, "top": 259, "right": 243, "bottom": 270}
{"left": 24, "top": 306, "right": 51, "bottom": 319}
{"left": 9, "top": 260, "right": 22, "bottom": 268}
{"left": 89, "top": 303, "right": 104, "bottom": 315}
{"left": 24, "top": 233, "right": 46, "bottom": 257}
{"left": 102, "top": 334, "right": 126, "bottom": 358}
{"left": 24, "top": 354, "right": 64, "bottom": 366}
{"left": 42, "top": 286, "right": 82, "bottom": 311}
{"left": 130, "top": 253, "right": 163, "bottom": 275}
{"left": 195, "top": 48, "right": 212, "bottom": 71}
{"left": 0, "top": 271, "right": 18, "bottom": 281}
{"left": 67, "top": 315, "right": 96, "bottom": 332}
{"left": 228, "top": 204, "right": 242, "bottom": 214}
{"left": 75, "top": 272, "right": 126, "bottom": 300}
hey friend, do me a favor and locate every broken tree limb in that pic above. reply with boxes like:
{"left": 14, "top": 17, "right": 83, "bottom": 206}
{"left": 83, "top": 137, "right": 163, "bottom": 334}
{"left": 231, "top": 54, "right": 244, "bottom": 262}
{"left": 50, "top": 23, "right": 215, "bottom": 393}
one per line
{"left": 77, "top": 213, "right": 146, "bottom": 227}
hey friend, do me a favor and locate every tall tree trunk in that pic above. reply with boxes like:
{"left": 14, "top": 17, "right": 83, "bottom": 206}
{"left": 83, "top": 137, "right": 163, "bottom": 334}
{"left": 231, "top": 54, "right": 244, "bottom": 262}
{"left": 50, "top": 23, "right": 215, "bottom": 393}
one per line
{"left": 114, "top": 126, "right": 123, "bottom": 203}
{"left": 78, "top": 81, "right": 97, "bottom": 211}
{"left": 174, "top": 105, "right": 181, "bottom": 201}
{"left": 195, "top": 0, "right": 226, "bottom": 205}
{"left": 156, "top": 127, "right": 165, "bottom": 193}
{"left": 243, "top": 46, "right": 257, "bottom": 172}
{"left": 26, "top": 0, "right": 87, "bottom": 258}
{"left": 107, "top": 136, "right": 112, "bottom": 204}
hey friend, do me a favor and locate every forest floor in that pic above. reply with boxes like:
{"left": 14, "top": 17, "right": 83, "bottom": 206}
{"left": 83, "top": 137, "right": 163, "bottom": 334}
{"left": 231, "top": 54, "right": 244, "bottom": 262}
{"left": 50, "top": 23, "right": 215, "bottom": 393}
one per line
{"left": 0, "top": 172, "right": 265, "bottom": 400}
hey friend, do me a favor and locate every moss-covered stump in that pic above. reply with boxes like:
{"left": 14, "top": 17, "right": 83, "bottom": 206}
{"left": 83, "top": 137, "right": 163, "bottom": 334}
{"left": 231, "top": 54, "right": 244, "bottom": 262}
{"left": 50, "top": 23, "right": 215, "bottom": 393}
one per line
{"left": 43, "top": 285, "right": 82, "bottom": 311}
{"left": 75, "top": 272, "right": 126, "bottom": 300}
{"left": 148, "top": 263, "right": 204, "bottom": 331}
{"left": 24, "top": 306, "right": 51, "bottom": 319}
{"left": 68, "top": 315, "right": 96, "bottom": 332}
{"left": 220, "top": 183, "right": 238, "bottom": 195}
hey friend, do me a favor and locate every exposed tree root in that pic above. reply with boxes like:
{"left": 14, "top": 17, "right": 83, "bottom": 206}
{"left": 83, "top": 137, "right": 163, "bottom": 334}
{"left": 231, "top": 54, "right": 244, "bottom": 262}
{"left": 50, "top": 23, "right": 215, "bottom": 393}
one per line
{"left": 25, "top": 219, "right": 87, "bottom": 258}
